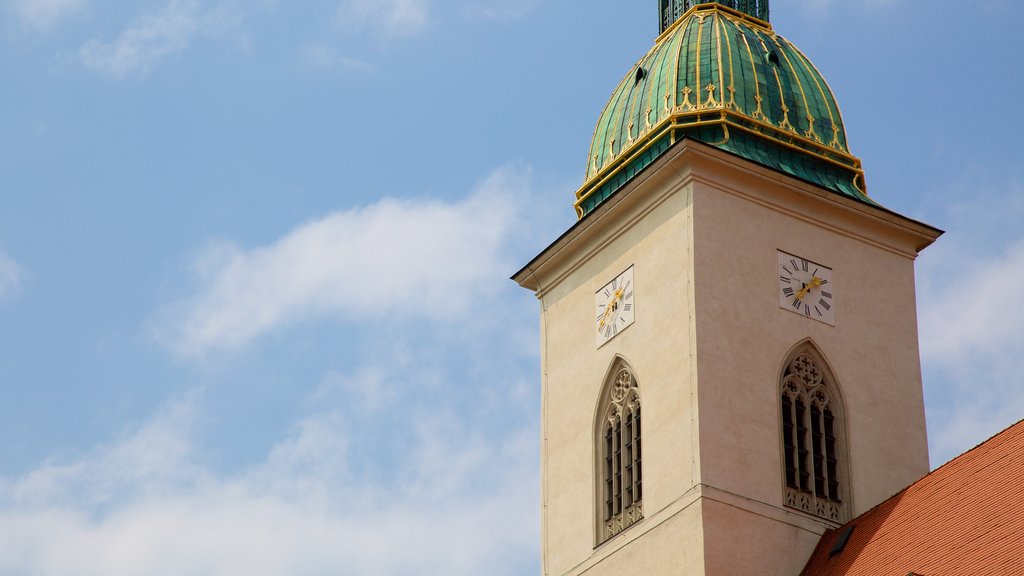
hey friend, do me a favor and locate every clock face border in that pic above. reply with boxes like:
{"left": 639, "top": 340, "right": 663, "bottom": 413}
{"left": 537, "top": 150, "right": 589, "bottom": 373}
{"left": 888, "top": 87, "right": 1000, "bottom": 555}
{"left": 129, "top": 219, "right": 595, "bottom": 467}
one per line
{"left": 595, "top": 265, "right": 635, "bottom": 348}
{"left": 778, "top": 251, "right": 835, "bottom": 326}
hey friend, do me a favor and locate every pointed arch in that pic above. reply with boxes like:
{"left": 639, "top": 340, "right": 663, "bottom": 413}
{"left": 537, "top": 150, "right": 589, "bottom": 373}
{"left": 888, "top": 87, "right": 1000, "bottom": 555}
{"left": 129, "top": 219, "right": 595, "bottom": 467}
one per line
{"left": 778, "top": 340, "right": 850, "bottom": 523}
{"left": 594, "top": 356, "right": 643, "bottom": 543}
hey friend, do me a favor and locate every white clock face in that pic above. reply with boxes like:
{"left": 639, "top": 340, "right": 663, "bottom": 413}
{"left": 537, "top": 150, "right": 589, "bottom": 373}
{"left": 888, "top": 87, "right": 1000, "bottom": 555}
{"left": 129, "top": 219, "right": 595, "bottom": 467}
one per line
{"left": 596, "top": 265, "right": 635, "bottom": 347}
{"left": 778, "top": 251, "right": 834, "bottom": 325}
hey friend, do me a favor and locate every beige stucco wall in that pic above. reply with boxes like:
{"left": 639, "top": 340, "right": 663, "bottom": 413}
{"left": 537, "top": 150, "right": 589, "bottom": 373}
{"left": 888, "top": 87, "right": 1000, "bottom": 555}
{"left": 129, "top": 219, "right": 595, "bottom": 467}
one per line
{"left": 701, "top": 495, "right": 823, "bottom": 576}
{"left": 689, "top": 159, "right": 932, "bottom": 518}
{"left": 516, "top": 140, "right": 940, "bottom": 576}
{"left": 534, "top": 169, "right": 701, "bottom": 575}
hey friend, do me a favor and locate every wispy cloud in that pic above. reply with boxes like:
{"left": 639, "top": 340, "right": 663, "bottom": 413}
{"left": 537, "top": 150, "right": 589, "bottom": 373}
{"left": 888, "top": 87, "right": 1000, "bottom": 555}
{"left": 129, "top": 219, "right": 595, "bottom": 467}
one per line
{"left": 79, "top": 0, "right": 205, "bottom": 77}
{"left": 917, "top": 175, "right": 1024, "bottom": 465}
{"left": 0, "top": 375, "right": 538, "bottom": 575}
{"left": 156, "top": 166, "right": 527, "bottom": 358}
{"left": 0, "top": 162, "right": 544, "bottom": 574}
{"left": 920, "top": 241, "right": 1024, "bottom": 362}
{"left": 8, "top": 0, "right": 85, "bottom": 31}
{"left": 5, "top": 393, "right": 203, "bottom": 510}
{"left": 919, "top": 240, "right": 1024, "bottom": 464}
{"left": 0, "top": 249, "right": 24, "bottom": 299}
{"left": 335, "top": 0, "right": 430, "bottom": 38}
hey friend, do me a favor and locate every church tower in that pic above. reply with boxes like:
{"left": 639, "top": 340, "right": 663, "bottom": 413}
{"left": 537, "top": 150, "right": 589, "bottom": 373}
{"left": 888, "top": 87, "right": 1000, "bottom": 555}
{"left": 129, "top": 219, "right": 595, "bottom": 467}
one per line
{"left": 513, "top": 2, "right": 942, "bottom": 575}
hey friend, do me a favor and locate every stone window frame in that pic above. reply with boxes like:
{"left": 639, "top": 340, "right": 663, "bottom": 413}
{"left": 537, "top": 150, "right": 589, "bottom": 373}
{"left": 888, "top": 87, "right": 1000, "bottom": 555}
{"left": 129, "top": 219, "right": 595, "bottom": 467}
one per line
{"left": 594, "top": 357, "right": 643, "bottom": 545}
{"left": 779, "top": 342, "right": 850, "bottom": 524}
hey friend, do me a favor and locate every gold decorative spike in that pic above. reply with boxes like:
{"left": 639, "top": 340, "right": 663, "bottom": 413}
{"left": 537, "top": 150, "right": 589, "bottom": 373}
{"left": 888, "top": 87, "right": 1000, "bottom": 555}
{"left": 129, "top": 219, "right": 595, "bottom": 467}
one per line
{"left": 645, "top": 106, "right": 653, "bottom": 131}
{"left": 608, "top": 136, "right": 617, "bottom": 160}
{"left": 694, "top": 15, "right": 704, "bottom": 111}
{"left": 769, "top": 62, "right": 797, "bottom": 133}
{"left": 829, "top": 124, "right": 843, "bottom": 150}
{"left": 679, "top": 86, "right": 695, "bottom": 111}
{"left": 719, "top": 16, "right": 741, "bottom": 113}
{"left": 804, "top": 114, "right": 821, "bottom": 142}
{"left": 726, "top": 84, "right": 741, "bottom": 112}
{"left": 751, "top": 93, "right": 768, "bottom": 122}
{"left": 772, "top": 36, "right": 815, "bottom": 142}
{"left": 592, "top": 154, "right": 600, "bottom": 174}
{"left": 738, "top": 24, "right": 764, "bottom": 119}
{"left": 664, "top": 91, "right": 673, "bottom": 114}
{"left": 627, "top": 120, "right": 636, "bottom": 145}
{"left": 704, "top": 83, "right": 719, "bottom": 108}
{"left": 778, "top": 103, "right": 797, "bottom": 134}
{"left": 713, "top": 10, "right": 725, "bottom": 110}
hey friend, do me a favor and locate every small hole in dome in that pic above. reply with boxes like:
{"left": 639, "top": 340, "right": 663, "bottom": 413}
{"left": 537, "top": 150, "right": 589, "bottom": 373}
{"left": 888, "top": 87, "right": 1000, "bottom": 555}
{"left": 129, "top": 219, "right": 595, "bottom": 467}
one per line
{"left": 767, "top": 50, "right": 780, "bottom": 66}
{"left": 634, "top": 67, "right": 646, "bottom": 85}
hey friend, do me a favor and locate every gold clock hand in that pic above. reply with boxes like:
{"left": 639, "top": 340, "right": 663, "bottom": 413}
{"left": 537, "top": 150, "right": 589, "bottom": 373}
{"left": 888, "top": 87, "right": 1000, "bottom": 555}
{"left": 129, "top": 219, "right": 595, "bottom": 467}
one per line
{"left": 598, "top": 288, "right": 626, "bottom": 329}
{"left": 795, "top": 276, "right": 823, "bottom": 301}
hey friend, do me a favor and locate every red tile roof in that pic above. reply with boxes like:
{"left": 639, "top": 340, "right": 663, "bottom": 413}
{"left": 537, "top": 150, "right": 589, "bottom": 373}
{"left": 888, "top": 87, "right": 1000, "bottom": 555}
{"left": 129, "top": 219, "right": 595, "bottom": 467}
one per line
{"left": 800, "top": 419, "right": 1024, "bottom": 576}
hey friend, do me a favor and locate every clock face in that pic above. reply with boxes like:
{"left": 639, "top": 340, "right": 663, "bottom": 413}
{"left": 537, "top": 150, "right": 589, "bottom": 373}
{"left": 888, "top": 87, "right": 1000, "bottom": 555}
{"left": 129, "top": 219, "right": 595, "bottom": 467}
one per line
{"left": 596, "top": 265, "right": 635, "bottom": 347}
{"left": 778, "top": 251, "right": 834, "bottom": 325}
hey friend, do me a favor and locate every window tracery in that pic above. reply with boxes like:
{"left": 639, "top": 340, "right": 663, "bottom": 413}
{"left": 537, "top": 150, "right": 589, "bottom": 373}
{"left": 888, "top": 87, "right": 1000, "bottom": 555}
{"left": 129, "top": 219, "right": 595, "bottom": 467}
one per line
{"left": 598, "top": 364, "right": 642, "bottom": 542}
{"left": 780, "top": 348, "right": 847, "bottom": 523}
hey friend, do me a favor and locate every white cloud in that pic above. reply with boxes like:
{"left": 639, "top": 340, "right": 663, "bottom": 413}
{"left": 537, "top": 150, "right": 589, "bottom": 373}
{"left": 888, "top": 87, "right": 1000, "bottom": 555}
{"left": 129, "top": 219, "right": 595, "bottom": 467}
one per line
{"left": 919, "top": 241, "right": 1024, "bottom": 362}
{"left": 79, "top": 0, "right": 203, "bottom": 77}
{"left": 918, "top": 239, "right": 1024, "bottom": 464}
{"left": 335, "top": 0, "right": 429, "bottom": 38}
{"left": 9, "top": 0, "right": 85, "bottom": 30}
{"left": 157, "top": 167, "right": 526, "bottom": 358}
{"left": 0, "top": 384, "right": 539, "bottom": 576}
{"left": 0, "top": 249, "right": 24, "bottom": 299}
{"left": 6, "top": 393, "right": 204, "bottom": 510}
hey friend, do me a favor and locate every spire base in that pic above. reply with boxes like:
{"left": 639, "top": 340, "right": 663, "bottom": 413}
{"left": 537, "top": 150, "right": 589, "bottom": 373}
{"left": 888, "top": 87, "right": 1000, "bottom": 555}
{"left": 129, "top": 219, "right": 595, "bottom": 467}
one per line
{"left": 660, "top": 0, "right": 769, "bottom": 33}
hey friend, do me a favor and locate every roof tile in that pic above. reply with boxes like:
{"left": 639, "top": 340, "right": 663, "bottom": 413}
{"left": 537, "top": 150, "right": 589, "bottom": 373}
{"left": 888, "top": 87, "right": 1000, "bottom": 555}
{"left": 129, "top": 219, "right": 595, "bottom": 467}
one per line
{"left": 800, "top": 419, "right": 1024, "bottom": 576}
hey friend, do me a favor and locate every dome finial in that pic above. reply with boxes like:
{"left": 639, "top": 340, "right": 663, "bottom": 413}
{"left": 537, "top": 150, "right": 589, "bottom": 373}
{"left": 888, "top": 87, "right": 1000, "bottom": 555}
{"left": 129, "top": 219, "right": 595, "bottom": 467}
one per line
{"left": 659, "top": 0, "right": 769, "bottom": 33}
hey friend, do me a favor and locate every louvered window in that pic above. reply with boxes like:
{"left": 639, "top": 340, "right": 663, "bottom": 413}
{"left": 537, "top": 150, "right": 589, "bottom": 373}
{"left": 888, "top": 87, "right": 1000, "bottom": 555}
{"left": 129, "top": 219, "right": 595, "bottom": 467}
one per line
{"left": 780, "top": 349, "right": 847, "bottom": 523}
{"left": 599, "top": 365, "right": 642, "bottom": 543}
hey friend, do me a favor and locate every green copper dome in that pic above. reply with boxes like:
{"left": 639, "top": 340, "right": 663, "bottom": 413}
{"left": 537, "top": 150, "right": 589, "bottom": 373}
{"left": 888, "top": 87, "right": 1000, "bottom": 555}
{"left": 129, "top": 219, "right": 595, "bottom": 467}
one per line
{"left": 576, "top": 1, "right": 867, "bottom": 218}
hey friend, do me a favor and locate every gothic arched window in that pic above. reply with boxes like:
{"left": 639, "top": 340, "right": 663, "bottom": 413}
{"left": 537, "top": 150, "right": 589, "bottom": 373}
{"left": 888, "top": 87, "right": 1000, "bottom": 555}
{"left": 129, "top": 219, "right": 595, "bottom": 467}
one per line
{"left": 780, "top": 346, "right": 848, "bottom": 523}
{"left": 597, "top": 361, "right": 642, "bottom": 543}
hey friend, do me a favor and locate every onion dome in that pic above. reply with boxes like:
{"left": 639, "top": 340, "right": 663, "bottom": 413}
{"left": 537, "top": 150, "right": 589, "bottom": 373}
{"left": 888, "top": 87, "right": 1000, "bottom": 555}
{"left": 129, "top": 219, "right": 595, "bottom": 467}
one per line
{"left": 576, "top": 1, "right": 867, "bottom": 218}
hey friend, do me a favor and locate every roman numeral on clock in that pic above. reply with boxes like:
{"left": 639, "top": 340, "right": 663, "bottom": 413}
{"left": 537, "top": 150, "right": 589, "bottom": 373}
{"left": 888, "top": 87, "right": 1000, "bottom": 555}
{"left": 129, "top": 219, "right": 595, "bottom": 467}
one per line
{"left": 778, "top": 251, "right": 832, "bottom": 325}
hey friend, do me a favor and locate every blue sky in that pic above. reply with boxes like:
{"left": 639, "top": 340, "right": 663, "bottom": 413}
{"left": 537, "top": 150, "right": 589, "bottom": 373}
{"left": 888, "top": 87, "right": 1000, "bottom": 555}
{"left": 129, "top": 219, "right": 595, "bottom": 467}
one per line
{"left": 1, "top": 0, "right": 1022, "bottom": 573}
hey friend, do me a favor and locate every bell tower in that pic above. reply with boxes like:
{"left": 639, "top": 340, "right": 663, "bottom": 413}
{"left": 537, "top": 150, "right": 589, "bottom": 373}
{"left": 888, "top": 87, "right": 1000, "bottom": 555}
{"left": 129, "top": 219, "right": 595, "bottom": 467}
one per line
{"left": 514, "top": 2, "right": 941, "bottom": 576}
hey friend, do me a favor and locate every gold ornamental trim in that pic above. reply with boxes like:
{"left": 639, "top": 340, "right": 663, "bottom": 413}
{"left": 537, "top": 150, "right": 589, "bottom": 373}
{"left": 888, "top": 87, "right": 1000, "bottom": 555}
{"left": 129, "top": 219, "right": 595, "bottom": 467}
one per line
{"left": 655, "top": 3, "right": 772, "bottom": 45}
{"left": 573, "top": 108, "right": 867, "bottom": 217}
